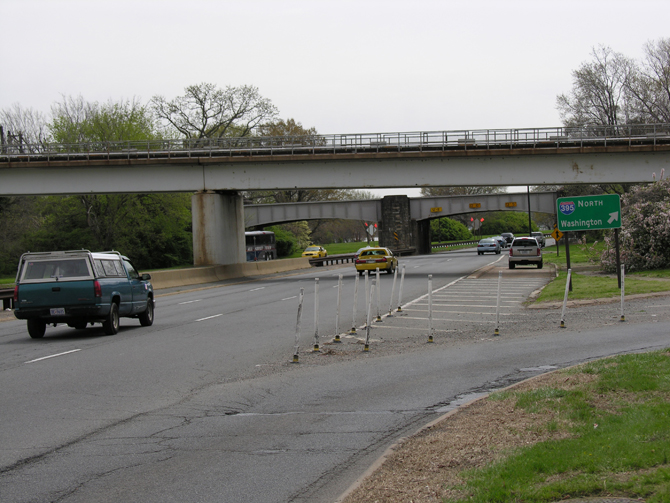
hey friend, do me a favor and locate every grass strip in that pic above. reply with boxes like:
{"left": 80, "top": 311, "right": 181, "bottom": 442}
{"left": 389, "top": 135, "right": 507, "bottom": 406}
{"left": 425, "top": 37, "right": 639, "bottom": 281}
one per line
{"left": 445, "top": 350, "right": 670, "bottom": 503}
{"left": 534, "top": 271, "right": 670, "bottom": 303}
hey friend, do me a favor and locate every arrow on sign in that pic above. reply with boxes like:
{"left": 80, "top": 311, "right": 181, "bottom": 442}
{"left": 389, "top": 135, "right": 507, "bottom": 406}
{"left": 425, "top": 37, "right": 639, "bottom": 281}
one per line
{"left": 607, "top": 211, "right": 619, "bottom": 224}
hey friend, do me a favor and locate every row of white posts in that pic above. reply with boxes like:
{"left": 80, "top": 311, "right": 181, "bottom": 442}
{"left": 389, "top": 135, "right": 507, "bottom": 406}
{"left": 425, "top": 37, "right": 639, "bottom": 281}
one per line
{"left": 292, "top": 264, "right": 628, "bottom": 363}
{"left": 560, "top": 265, "right": 627, "bottom": 328}
{"left": 292, "top": 265, "right": 407, "bottom": 362}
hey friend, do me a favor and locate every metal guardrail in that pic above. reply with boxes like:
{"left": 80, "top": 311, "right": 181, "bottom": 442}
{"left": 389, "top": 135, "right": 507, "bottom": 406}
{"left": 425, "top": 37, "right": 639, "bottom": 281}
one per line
{"left": 2, "top": 124, "right": 669, "bottom": 162}
{"left": 1, "top": 287, "right": 15, "bottom": 310}
{"left": 431, "top": 240, "right": 479, "bottom": 250}
{"left": 308, "top": 247, "right": 417, "bottom": 267}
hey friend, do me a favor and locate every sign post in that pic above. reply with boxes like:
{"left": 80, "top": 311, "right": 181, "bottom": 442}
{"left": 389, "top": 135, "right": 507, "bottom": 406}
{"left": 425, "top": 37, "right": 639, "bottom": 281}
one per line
{"left": 557, "top": 194, "right": 623, "bottom": 289}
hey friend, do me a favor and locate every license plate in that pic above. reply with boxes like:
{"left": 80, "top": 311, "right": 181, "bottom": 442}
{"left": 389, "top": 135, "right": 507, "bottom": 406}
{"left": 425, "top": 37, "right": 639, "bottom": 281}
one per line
{"left": 50, "top": 308, "right": 66, "bottom": 316}
{"left": 520, "top": 250, "right": 530, "bottom": 255}
{"left": 366, "top": 260, "right": 376, "bottom": 263}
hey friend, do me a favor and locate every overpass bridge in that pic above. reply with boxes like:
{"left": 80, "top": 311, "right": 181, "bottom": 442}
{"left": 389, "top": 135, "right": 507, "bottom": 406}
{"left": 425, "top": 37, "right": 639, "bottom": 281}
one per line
{"left": 245, "top": 191, "right": 558, "bottom": 254}
{"left": 1, "top": 124, "right": 668, "bottom": 264}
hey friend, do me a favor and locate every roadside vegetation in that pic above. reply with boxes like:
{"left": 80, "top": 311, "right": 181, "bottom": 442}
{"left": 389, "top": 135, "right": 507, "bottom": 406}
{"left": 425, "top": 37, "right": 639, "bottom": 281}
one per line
{"left": 446, "top": 350, "right": 670, "bottom": 503}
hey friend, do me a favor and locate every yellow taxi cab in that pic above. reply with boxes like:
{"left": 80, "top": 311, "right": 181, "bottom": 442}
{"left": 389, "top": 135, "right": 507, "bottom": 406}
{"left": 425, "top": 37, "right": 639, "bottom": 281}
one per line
{"left": 354, "top": 247, "right": 398, "bottom": 275}
{"left": 302, "top": 245, "right": 328, "bottom": 258}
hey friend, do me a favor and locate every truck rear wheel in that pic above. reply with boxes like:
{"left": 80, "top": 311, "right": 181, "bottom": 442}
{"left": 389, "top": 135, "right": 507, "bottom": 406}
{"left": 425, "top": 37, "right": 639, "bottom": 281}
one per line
{"left": 27, "top": 319, "right": 46, "bottom": 339}
{"left": 139, "top": 299, "right": 154, "bottom": 327}
{"left": 103, "top": 303, "right": 120, "bottom": 335}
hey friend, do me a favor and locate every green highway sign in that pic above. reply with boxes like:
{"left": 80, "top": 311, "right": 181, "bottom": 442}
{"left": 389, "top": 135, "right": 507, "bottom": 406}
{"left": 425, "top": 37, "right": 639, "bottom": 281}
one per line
{"left": 557, "top": 194, "right": 622, "bottom": 232}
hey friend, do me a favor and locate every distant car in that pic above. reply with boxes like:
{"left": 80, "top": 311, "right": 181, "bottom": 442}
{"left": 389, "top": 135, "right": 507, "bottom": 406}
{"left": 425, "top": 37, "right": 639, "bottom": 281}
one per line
{"left": 355, "top": 247, "right": 398, "bottom": 275}
{"left": 492, "top": 235, "right": 507, "bottom": 249}
{"left": 531, "top": 232, "right": 546, "bottom": 248}
{"left": 501, "top": 232, "right": 515, "bottom": 245}
{"left": 509, "top": 237, "right": 543, "bottom": 269}
{"left": 302, "top": 245, "right": 327, "bottom": 258}
{"left": 477, "top": 238, "right": 501, "bottom": 255}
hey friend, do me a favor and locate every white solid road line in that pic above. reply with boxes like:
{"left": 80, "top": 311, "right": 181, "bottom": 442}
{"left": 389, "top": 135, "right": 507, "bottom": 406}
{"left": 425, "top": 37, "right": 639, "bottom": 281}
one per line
{"left": 195, "top": 314, "right": 224, "bottom": 322}
{"left": 26, "top": 349, "right": 81, "bottom": 364}
{"left": 179, "top": 299, "right": 202, "bottom": 305}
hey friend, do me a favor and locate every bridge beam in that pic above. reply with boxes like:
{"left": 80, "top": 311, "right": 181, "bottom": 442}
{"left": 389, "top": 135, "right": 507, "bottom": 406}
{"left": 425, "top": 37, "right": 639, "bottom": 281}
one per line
{"left": 192, "top": 191, "right": 245, "bottom": 266}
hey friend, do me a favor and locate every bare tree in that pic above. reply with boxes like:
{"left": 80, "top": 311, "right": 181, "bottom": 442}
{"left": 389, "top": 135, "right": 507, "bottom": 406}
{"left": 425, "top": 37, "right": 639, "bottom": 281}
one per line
{"left": 628, "top": 38, "right": 670, "bottom": 123}
{"left": 556, "top": 45, "right": 636, "bottom": 128}
{"left": 0, "top": 103, "right": 49, "bottom": 148}
{"left": 151, "top": 83, "right": 278, "bottom": 139}
{"left": 420, "top": 186, "right": 505, "bottom": 197}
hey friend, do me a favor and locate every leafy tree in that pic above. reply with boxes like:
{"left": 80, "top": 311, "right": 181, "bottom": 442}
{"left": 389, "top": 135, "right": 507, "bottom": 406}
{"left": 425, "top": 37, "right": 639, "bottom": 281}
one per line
{"left": 151, "top": 83, "right": 278, "bottom": 139}
{"left": 479, "top": 212, "right": 538, "bottom": 235}
{"left": 0, "top": 97, "right": 194, "bottom": 270}
{"left": 50, "top": 96, "right": 158, "bottom": 143}
{"left": 601, "top": 178, "right": 670, "bottom": 272}
{"left": 266, "top": 225, "right": 298, "bottom": 257}
{"left": 430, "top": 218, "right": 472, "bottom": 242}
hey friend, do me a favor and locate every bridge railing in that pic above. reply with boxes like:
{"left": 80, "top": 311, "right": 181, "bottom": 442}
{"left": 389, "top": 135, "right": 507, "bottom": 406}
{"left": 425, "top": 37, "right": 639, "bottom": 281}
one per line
{"left": 2, "top": 124, "right": 669, "bottom": 161}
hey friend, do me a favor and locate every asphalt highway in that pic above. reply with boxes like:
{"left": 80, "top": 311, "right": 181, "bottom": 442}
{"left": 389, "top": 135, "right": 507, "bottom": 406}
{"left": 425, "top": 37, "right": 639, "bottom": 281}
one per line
{"left": 1, "top": 248, "right": 668, "bottom": 503}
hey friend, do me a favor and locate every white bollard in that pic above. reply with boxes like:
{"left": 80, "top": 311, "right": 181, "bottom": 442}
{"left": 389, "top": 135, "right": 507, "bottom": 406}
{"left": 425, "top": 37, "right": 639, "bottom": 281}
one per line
{"left": 397, "top": 264, "right": 406, "bottom": 312}
{"left": 365, "top": 280, "right": 375, "bottom": 351}
{"left": 427, "top": 274, "right": 434, "bottom": 343}
{"left": 292, "top": 288, "right": 304, "bottom": 363}
{"left": 364, "top": 270, "right": 370, "bottom": 327}
{"left": 388, "top": 265, "right": 398, "bottom": 316}
{"left": 620, "top": 264, "right": 626, "bottom": 322}
{"left": 375, "top": 268, "right": 382, "bottom": 322}
{"left": 313, "top": 278, "right": 320, "bottom": 351}
{"left": 560, "top": 269, "right": 572, "bottom": 328}
{"left": 334, "top": 274, "right": 343, "bottom": 342}
{"left": 494, "top": 271, "right": 502, "bottom": 336}
{"left": 350, "top": 273, "right": 359, "bottom": 334}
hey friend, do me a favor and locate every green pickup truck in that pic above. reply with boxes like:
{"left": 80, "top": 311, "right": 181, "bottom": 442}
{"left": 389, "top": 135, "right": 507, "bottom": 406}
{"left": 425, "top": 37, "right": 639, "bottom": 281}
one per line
{"left": 13, "top": 250, "right": 154, "bottom": 339}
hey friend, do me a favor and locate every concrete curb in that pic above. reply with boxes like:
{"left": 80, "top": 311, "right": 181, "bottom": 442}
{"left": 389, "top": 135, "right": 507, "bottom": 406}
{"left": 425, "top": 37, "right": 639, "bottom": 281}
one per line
{"left": 333, "top": 367, "right": 566, "bottom": 503}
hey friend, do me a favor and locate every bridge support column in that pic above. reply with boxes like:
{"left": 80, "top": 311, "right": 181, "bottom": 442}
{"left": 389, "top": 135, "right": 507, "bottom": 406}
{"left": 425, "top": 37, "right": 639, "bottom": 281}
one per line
{"left": 379, "top": 195, "right": 416, "bottom": 253}
{"left": 192, "top": 191, "right": 245, "bottom": 266}
{"left": 416, "top": 220, "right": 431, "bottom": 254}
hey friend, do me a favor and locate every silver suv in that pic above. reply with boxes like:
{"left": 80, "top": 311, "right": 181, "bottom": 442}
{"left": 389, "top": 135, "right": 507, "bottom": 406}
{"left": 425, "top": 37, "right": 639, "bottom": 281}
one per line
{"left": 509, "top": 237, "right": 543, "bottom": 269}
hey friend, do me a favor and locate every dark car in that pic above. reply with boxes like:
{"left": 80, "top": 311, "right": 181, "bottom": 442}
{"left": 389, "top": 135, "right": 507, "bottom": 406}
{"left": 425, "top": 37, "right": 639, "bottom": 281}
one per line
{"left": 501, "top": 232, "right": 515, "bottom": 245}
{"left": 531, "top": 232, "right": 546, "bottom": 248}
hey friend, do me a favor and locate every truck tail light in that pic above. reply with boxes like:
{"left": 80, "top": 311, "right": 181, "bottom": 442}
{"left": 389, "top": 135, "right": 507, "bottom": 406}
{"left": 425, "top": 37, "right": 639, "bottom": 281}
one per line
{"left": 13, "top": 285, "right": 19, "bottom": 302}
{"left": 94, "top": 280, "right": 102, "bottom": 298}
{"left": 509, "top": 248, "right": 513, "bottom": 256}
{"left": 537, "top": 248, "right": 541, "bottom": 256}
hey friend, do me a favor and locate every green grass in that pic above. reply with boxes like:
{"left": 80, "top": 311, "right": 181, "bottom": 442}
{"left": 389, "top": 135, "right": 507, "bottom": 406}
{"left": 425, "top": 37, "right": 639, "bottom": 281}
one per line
{"left": 542, "top": 240, "right": 606, "bottom": 267}
{"left": 445, "top": 350, "right": 670, "bottom": 503}
{"left": 534, "top": 271, "right": 670, "bottom": 303}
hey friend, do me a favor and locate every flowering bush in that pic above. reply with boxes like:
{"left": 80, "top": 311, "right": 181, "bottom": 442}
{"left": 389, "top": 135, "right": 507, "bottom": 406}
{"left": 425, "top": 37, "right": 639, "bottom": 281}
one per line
{"left": 601, "top": 179, "right": 670, "bottom": 272}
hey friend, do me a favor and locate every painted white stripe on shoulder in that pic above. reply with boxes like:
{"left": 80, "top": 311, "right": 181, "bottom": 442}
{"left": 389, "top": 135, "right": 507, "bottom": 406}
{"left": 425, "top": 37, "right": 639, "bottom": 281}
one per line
{"left": 26, "top": 349, "right": 81, "bottom": 364}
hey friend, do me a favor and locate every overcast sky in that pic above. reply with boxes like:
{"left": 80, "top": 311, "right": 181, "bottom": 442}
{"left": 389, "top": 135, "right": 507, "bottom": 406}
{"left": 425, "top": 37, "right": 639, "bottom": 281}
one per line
{"left": 1, "top": 0, "right": 668, "bottom": 196}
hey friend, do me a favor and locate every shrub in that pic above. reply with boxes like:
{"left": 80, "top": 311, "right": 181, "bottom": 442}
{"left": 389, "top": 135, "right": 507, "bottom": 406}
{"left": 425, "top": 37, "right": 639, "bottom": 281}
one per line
{"left": 430, "top": 218, "right": 472, "bottom": 242}
{"left": 601, "top": 179, "right": 670, "bottom": 272}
